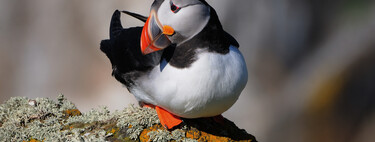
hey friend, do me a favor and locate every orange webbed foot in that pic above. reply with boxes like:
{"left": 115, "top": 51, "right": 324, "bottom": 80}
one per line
{"left": 141, "top": 103, "right": 182, "bottom": 129}
{"left": 155, "top": 106, "right": 183, "bottom": 129}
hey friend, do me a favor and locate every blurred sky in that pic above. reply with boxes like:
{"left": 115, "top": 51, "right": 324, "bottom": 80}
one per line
{"left": 1, "top": 0, "right": 375, "bottom": 142}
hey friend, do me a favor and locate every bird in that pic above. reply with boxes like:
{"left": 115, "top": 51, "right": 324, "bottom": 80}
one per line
{"left": 100, "top": 0, "right": 248, "bottom": 129}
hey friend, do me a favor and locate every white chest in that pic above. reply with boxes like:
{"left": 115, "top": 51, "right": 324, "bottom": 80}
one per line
{"left": 131, "top": 46, "right": 248, "bottom": 118}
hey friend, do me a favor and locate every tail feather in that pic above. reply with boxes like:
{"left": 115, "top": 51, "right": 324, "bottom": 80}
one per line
{"left": 110, "top": 10, "right": 124, "bottom": 39}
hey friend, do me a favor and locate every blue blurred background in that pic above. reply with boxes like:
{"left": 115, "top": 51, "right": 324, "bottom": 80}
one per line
{"left": 1, "top": 0, "right": 375, "bottom": 141}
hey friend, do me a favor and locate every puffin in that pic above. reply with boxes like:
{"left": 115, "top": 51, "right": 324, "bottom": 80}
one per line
{"left": 100, "top": 0, "right": 248, "bottom": 129}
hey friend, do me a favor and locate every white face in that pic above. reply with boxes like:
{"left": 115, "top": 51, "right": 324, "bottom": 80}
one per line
{"left": 157, "top": 0, "right": 210, "bottom": 44}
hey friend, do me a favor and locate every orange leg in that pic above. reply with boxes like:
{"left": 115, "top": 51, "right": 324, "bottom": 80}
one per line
{"left": 141, "top": 103, "right": 182, "bottom": 129}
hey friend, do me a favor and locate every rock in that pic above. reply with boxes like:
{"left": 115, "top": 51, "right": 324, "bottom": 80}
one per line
{"left": 0, "top": 95, "right": 256, "bottom": 142}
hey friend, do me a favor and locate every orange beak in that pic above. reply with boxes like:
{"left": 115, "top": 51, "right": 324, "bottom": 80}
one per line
{"left": 140, "top": 12, "right": 174, "bottom": 55}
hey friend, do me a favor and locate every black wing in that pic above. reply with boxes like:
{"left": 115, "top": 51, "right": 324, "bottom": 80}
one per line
{"left": 100, "top": 10, "right": 162, "bottom": 85}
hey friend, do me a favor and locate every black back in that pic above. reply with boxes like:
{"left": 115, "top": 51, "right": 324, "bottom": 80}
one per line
{"left": 100, "top": 10, "right": 162, "bottom": 86}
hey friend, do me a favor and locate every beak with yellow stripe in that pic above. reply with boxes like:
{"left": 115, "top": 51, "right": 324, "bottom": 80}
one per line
{"left": 140, "top": 9, "right": 175, "bottom": 55}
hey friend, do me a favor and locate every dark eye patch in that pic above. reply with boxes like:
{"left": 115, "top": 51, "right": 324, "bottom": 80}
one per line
{"left": 170, "top": 1, "right": 181, "bottom": 13}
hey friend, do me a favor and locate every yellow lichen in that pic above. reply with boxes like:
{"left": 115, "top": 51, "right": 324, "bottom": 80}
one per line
{"left": 139, "top": 124, "right": 165, "bottom": 141}
{"left": 110, "top": 128, "right": 116, "bottom": 133}
{"left": 138, "top": 124, "right": 254, "bottom": 142}
{"left": 24, "top": 138, "right": 42, "bottom": 142}
{"left": 63, "top": 109, "right": 82, "bottom": 118}
{"left": 186, "top": 128, "right": 200, "bottom": 139}
{"left": 186, "top": 129, "right": 232, "bottom": 141}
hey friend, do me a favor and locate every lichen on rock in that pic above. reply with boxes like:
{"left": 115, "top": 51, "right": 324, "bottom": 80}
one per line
{"left": 0, "top": 95, "right": 256, "bottom": 142}
{"left": 0, "top": 95, "right": 77, "bottom": 141}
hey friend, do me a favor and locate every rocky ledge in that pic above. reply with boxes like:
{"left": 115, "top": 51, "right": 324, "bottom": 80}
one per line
{"left": 0, "top": 95, "right": 256, "bottom": 142}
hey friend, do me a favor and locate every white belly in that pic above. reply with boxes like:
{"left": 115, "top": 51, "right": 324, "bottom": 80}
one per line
{"left": 131, "top": 46, "right": 248, "bottom": 118}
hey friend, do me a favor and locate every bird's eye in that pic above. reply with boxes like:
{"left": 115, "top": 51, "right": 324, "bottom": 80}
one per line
{"left": 170, "top": 2, "right": 181, "bottom": 13}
